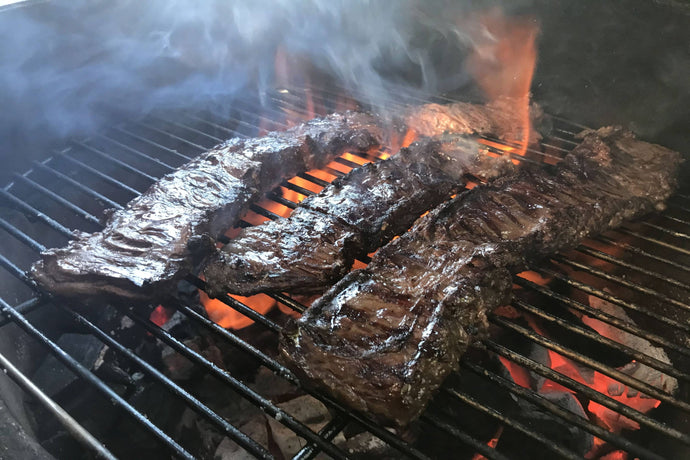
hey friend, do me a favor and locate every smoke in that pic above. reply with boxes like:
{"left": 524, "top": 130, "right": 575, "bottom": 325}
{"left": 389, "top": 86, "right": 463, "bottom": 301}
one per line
{"left": 0, "top": 0, "right": 490, "bottom": 143}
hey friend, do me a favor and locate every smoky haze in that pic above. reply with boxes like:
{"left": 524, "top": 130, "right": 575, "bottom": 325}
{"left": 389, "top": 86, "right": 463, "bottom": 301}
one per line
{"left": 0, "top": 0, "right": 488, "bottom": 142}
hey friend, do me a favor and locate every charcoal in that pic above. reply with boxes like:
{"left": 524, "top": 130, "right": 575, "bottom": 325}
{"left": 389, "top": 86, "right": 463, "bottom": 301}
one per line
{"left": 280, "top": 126, "right": 682, "bottom": 426}
{"left": 32, "top": 333, "right": 106, "bottom": 397}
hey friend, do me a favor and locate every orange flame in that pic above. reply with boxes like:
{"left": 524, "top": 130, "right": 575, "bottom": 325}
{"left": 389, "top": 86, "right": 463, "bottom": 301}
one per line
{"left": 200, "top": 289, "right": 276, "bottom": 330}
{"left": 466, "top": 9, "right": 538, "bottom": 156}
{"left": 387, "top": 127, "right": 419, "bottom": 156}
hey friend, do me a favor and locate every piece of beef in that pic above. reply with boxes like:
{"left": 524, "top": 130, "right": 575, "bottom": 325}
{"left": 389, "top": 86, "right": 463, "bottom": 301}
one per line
{"left": 30, "top": 98, "right": 539, "bottom": 304}
{"left": 404, "top": 97, "right": 543, "bottom": 143}
{"left": 280, "top": 126, "right": 682, "bottom": 427}
{"left": 203, "top": 135, "right": 515, "bottom": 296}
{"left": 30, "top": 112, "right": 382, "bottom": 303}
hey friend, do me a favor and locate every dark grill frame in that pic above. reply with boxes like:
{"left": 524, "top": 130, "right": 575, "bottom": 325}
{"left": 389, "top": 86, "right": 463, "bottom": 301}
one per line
{"left": 0, "top": 86, "right": 688, "bottom": 459}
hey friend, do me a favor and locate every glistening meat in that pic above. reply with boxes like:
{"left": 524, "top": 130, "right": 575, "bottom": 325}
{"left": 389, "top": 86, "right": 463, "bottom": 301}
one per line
{"left": 31, "top": 112, "right": 382, "bottom": 303}
{"left": 31, "top": 99, "right": 537, "bottom": 304}
{"left": 279, "top": 126, "right": 682, "bottom": 427}
{"left": 203, "top": 135, "right": 516, "bottom": 296}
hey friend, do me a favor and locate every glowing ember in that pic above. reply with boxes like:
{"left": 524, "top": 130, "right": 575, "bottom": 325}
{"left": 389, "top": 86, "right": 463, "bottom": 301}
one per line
{"left": 339, "top": 151, "right": 370, "bottom": 166}
{"left": 496, "top": 293, "right": 674, "bottom": 458}
{"left": 149, "top": 304, "right": 174, "bottom": 327}
{"left": 516, "top": 270, "right": 552, "bottom": 286}
{"left": 280, "top": 186, "right": 307, "bottom": 204}
{"left": 472, "top": 426, "right": 504, "bottom": 460}
{"left": 499, "top": 356, "right": 531, "bottom": 388}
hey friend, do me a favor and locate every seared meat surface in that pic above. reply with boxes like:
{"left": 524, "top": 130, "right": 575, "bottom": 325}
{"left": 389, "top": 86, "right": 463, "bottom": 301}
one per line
{"left": 30, "top": 112, "right": 382, "bottom": 303}
{"left": 203, "top": 136, "right": 515, "bottom": 296}
{"left": 280, "top": 127, "right": 682, "bottom": 427}
{"left": 31, "top": 98, "right": 539, "bottom": 304}
{"left": 404, "top": 97, "right": 543, "bottom": 142}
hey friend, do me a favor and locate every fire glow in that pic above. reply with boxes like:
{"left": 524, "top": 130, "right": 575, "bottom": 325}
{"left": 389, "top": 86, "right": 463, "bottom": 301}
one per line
{"left": 180, "top": 6, "right": 542, "bottom": 334}
{"left": 467, "top": 9, "right": 538, "bottom": 157}
{"left": 497, "top": 312, "right": 664, "bottom": 459}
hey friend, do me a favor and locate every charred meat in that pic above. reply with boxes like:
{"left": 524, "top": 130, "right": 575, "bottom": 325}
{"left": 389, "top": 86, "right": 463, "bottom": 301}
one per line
{"left": 280, "top": 127, "right": 682, "bottom": 427}
{"left": 404, "top": 97, "right": 543, "bottom": 142}
{"left": 30, "top": 98, "right": 538, "bottom": 304}
{"left": 203, "top": 135, "right": 516, "bottom": 296}
{"left": 30, "top": 112, "right": 382, "bottom": 303}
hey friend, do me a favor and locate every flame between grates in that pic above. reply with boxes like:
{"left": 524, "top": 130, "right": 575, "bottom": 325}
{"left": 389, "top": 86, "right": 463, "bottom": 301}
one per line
{"left": 0, "top": 86, "right": 688, "bottom": 459}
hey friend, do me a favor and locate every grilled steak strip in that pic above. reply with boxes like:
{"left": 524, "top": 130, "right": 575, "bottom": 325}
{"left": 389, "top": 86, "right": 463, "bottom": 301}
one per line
{"left": 31, "top": 98, "right": 538, "bottom": 303}
{"left": 280, "top": 127, "right": 682, "bottom": 427}
{"left": 30, "top": 112, "right": 382, "bottom": 303}
{"left": 404, "top": 96, "right": 543, "bottom": 143}
{"left": 203, "top": 135, "right": 516, "bottom": 297}
{"left": 202, "top": 98, "right": 542, "bottom": 297}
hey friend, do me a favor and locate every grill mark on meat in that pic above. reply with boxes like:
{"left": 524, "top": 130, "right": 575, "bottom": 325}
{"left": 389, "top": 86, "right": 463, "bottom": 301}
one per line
{"left": 31, "top": 99, "right": 540, "bottom": 304}
{"left": 279, "top": 126, "right": 682, "bottom": 427}
{"left": 203, "top": 99, "right": 544, "bottom": 298}
{"left": 30, "top": 112, "right": 383, "bottom": 303}
{"left": 203, "top": 136, "right": 518, "bottom": 297}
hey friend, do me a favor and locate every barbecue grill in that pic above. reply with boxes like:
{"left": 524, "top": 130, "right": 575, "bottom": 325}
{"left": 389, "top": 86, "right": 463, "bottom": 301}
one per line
{"left": 0, "top": 80, "right": 688, "bottom": 459}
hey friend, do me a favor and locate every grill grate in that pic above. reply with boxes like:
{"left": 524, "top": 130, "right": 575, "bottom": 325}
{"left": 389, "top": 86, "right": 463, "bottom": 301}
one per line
{"left": 0, "top": 87, "right": 688, "bottom": 459}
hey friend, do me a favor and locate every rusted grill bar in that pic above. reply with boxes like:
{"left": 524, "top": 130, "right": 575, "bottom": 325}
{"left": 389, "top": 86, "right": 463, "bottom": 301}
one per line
{"left": 0, "top": 88, "right": 687, "bottom": 459}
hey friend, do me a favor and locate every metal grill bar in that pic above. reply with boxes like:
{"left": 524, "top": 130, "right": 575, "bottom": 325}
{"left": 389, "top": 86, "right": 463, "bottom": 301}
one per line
{"left": 490, "top": 314, "right": 690, "bottom": 415}
{"left": 442, "top": 387, "right": 581, "bottom": 460}
{"left": 458, "top": 361, "right": 664, "bottom": 460}
{"left": 293, "top": 416, "right": 348, "bottom": 460}
{"left": 552, "top": 255, "right": 690, "bottom": 313}
{"left": 185, "top": 276, "right": 281, "bottom": 332}
{"left": 58, "top": 304, "right": 273, "bottom": 459}
{"left": 0, "top": 349, "right": 117, "bottom": 460}
{"left": 0, "top": 253, "right": 31, "bottom": 284}
{"left": 182, "top": 113, "right": 238, "bottom": 136}
{"left": 0, "top": 91, "right": 686, "bottom": 459}
{"left": 515, "top": 276, "right": 690, "bottom": 358}
{"left": 94, "top": 133, "right": 180, "bottom": 171}
{"left": 540, "top": 267, "right": 690, "bottom": 334}
{"left": 0, "top": 297, "right": 44, "bottom": 328}
{"left": 133, "top": 121, "right": 210, "bottom": 152}
{"left": 616, "top": 227, "right": 690, "bottom": 257}
{"left": 593, "top": 233, "right": 690, "bottom": 274}
{"left": 31, "top": 161, "right": 124, "bottom": 210}
{"left": 512, "top": 298, "right": 689, "bottom": 381}
{"left": 575, "top": 243, "right": 690, "bottom": 290}
{"left": 640, "top": 220, "right": 690, "bottom": 239}
{"left": 56, "top": 152, "right": 143, "bottom": 195}
{"left": 0, "top": 298, "right": 196, "bottom": 460}
{"left": 0, "top": 216, "right": 46, "bottom": 252}
{"left": 12, "top": 173, "right": 102, "bottom": 226}
{"left": 111, "top": 126, "right": 195, "bottom": 161}
{"left": 420, "top": 413, "right": 509, "bottom": 460}
{"left": 0, "top": 189, "right": 72, "bottom": 238}
{"left": 117, "top": 305, "right": 350, "bottom": 460}
{"left": 70, "top": 141, "right": 159, "bottom": 183}
{"left": 484, "top": 339, "right": 690, "bottom": 445}
{"left": 150, "top": 115, "right": 226, "bottom": 144}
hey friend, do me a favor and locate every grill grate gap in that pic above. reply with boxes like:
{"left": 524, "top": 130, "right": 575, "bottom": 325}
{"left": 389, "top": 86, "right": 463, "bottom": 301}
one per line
{"left": 0, "top": 88, "right": 687, "bottom": 459}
